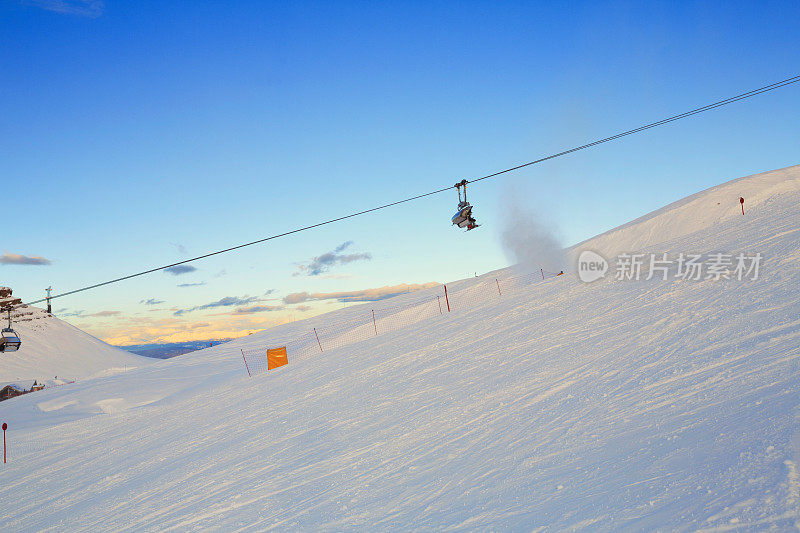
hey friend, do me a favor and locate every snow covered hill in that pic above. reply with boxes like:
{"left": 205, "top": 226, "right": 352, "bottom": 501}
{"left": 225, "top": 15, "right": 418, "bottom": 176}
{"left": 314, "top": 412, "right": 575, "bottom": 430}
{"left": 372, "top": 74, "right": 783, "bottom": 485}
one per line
{"left": 0, "top": 289, "right": 149, "bottom": 383}
{"left": 570, "top": 164, "right": 800, "bottom": 259}
{"left": 0, "top": 164, "right": 799, "bottom": 530}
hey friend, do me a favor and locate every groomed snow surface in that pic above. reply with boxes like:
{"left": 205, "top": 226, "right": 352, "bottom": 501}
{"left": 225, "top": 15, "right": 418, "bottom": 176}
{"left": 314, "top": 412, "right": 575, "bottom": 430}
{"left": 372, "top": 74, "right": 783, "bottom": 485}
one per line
{"left": 1, "top": 165, "right": 799, "bottom": 530}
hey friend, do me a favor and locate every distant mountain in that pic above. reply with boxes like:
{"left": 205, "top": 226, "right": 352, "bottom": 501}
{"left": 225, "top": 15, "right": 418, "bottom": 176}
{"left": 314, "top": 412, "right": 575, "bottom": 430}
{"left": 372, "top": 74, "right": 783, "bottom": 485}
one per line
{"left": 119, "top": 339, "right": 233, "bottom": 359}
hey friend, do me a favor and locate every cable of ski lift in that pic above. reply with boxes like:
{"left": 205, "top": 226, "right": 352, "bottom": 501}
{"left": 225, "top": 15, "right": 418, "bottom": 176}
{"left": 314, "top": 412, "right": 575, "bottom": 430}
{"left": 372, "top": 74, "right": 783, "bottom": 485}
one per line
{"left": 19, "top": 74, "right": 800, "bottom": 309}
{"left": 469, "top": 74, "right": 800, "bottom": 185}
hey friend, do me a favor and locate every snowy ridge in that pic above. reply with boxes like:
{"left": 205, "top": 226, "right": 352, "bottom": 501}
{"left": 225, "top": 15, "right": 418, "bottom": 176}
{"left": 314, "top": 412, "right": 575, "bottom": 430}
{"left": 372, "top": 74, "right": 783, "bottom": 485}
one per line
{"left": 571, "top": 163, "right": 800, "bottom": 258}
{"left": 0, "top": 164, "right": 799, "bottom": 530}
{"left": 0, "top": 290, "right": 150, "bottom": 383}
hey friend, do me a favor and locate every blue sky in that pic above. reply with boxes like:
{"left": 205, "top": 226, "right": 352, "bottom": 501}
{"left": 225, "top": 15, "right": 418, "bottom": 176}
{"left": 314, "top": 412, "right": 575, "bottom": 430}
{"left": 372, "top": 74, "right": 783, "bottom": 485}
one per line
{"left": 2, "top": 0, "right": 799, "bottom": 344}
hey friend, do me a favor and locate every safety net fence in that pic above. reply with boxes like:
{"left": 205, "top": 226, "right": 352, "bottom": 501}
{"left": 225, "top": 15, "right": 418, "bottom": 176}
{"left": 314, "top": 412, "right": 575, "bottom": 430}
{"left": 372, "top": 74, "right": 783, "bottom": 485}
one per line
{"left": 240, "top": 268, "right": 565, "bottom": 376}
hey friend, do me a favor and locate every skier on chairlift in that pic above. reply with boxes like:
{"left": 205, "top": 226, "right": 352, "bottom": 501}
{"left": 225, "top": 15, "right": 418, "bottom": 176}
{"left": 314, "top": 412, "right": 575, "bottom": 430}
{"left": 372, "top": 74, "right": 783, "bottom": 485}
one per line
{"left": 452, "top": 179, "right": 479, "bottom": 230}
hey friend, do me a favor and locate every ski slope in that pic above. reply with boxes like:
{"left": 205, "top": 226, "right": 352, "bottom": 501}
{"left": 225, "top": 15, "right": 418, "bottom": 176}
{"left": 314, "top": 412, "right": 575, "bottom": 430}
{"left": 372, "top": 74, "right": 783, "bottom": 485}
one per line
{"left": 0, "top": 296, "right": 148, "bottom": 384}
{"left": 1, "top": 164, "right": 799, "bottom": 530}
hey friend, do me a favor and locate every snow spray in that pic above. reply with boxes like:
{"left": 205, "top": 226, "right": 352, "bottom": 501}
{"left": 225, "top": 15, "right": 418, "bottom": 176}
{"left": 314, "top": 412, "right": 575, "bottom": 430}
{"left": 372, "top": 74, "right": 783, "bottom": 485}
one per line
{"left": 499, "top": 183, "right": 565, "bottom": 274}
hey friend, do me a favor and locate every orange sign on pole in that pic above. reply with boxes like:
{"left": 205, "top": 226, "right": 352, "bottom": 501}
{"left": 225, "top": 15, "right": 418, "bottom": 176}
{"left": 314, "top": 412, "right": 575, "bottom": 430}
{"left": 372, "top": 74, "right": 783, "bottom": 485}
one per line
{"left": 267, "top": 347, "right": 288, "bottom": 370}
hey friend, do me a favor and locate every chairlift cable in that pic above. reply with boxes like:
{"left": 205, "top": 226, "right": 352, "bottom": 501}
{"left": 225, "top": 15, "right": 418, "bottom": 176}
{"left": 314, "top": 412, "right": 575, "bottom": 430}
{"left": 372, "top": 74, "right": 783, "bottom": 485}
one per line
{"left": 470, "top": 75, "right": 800, "bottom": 184}
{"left": 21, "top": 74, "right": 800, "bottom": 307}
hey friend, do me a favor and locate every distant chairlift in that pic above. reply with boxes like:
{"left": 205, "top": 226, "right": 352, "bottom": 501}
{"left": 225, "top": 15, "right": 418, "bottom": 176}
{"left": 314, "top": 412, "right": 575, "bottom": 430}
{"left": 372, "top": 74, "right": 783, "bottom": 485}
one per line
{"left": 452, "top": 179, "right": 479, "bottom": 231}
{"left": 0, "top": 309, "right": 21, "bottom": 353}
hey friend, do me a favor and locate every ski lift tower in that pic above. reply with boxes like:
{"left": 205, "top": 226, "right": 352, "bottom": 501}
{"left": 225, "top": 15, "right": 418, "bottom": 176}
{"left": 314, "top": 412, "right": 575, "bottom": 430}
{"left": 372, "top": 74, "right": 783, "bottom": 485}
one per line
{"left": 46, "top": 286, "right": 52, "bottom": 314}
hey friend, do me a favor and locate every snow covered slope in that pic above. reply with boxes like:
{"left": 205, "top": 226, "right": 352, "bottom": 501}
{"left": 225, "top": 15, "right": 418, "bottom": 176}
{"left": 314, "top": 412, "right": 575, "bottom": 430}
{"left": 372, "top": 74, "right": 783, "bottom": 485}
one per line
{"left": 0, "top": 164, "right": 799, "bottom": 530}
{"left": 0, "top": 292, "right": 149, "bottom": 382}
{"left": 571, "top": 164, "right": 800, "bottom": 258}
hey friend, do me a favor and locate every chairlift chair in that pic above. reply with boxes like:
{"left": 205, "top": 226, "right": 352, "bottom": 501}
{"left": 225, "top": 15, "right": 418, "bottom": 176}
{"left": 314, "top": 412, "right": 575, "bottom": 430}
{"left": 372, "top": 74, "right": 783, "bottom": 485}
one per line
{"left": 451, "top": 179, "right": 479, "bottom": 231}
{"left": 0, "top": 309, "right": 21, "bottom": 353}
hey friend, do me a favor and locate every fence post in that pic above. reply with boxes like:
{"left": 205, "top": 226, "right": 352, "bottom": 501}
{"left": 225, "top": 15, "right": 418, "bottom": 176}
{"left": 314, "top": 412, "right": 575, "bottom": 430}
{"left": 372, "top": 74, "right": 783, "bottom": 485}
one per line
{"left": 241, "top": 349, "right": 251, "bottom": 377}
{"left": 496, "top": 278, "right": 502, "bottom": 296}
{"left": 372, "top": 309, "right": 378, "bottom": 336}
{"left": 444, "top": 285, "right": 451, "bottom": 312}
{"left": 437, "top": 296, "right": 442, "bottom": 315}
{"left": 314, "top": 327, "right": 323, "bottom": 352}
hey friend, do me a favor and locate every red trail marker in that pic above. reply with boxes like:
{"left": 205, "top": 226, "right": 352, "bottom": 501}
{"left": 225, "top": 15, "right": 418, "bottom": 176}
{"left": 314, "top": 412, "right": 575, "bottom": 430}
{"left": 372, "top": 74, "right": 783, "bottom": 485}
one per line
{"left": 241, "top": 349, "right": 251, "bottom": 377}
{"left": 314, "top": 327, "right": 323, "bottom": 352}
{"left": 740, "top": 197, "right": 745, "bottom": 215}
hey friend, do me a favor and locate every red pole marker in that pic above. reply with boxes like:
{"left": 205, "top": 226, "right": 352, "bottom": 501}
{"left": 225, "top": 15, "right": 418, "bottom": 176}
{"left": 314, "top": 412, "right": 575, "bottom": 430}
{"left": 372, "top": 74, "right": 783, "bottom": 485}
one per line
{"left": 314, "top": 328, "right": 323, "bottom": 352}
{"left": 740, "top": 196, "right": 745, "bottom": 215}
{"left": 496, "top": 278, "right": 502, "bottom": 296}
{"left": 2, "top": 422, "right": 6, "bottom": 464}
{"left": 541, "top": 268, "right": 544, "bottom": 280}
{"left": 241, "top": 349, "right": 251, "bottom": 377}
{"left": 444, "top": 285, "right": 451, "bottom": 312}
{"left": 372, "top": 309, "right": 378, "bottom": 336}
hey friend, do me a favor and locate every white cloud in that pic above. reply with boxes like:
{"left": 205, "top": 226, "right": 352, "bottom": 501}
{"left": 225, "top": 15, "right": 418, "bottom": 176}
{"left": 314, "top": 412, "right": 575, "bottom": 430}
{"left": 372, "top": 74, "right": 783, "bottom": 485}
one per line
{"left": 284, "top": 282, "right": 439, "bottom": 304}
{"left": 25, "top": 0, "right": 104, "bottom": 17}
{"left": 0, "top": 252, "right": 51, "bottom": 265}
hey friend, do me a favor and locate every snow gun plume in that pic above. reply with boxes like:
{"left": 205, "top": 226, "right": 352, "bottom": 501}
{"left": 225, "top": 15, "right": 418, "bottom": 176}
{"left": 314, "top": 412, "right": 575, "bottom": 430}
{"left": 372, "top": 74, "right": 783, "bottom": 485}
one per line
{"left": 499, "top": 183, "right": 565, "bottom": 274}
